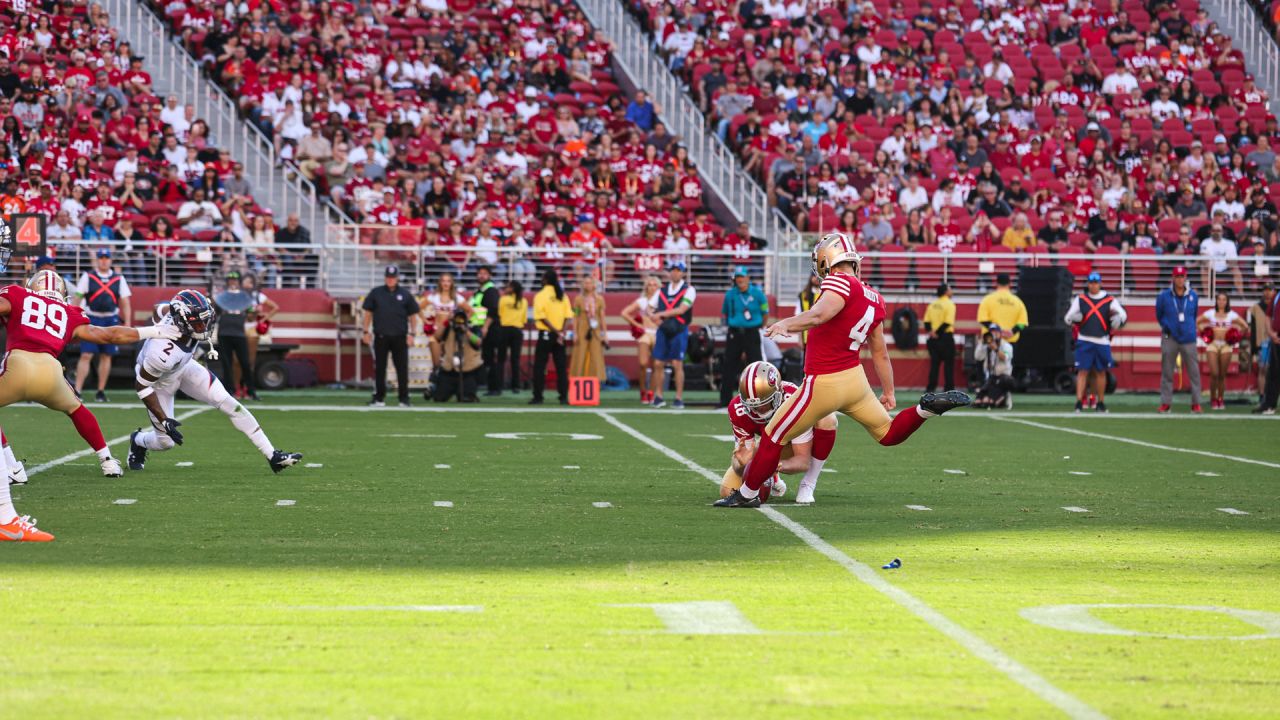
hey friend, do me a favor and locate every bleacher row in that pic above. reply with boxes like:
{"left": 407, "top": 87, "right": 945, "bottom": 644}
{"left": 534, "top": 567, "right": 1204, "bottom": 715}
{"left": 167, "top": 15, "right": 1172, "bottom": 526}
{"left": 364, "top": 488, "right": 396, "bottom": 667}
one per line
{"left": 147, "top": 0, "right": 744, "bottom": 280}
{"left": 635, "top": 0, "right": 1280, "bottom": 261}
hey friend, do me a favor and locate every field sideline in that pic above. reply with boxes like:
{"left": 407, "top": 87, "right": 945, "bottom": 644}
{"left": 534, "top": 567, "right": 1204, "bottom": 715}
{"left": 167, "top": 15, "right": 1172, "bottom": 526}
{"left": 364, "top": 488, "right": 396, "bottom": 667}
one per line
{"left": 0, "top": 392, "right": 1276, "bottom": 718}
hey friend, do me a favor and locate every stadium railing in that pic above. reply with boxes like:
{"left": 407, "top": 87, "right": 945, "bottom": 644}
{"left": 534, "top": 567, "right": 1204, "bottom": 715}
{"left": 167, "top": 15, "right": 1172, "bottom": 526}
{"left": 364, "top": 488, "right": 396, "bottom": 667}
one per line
{"left": 26, "top": 237, "right": 1278, "bottom": 301}
{"left": 1211, "top": 0, "right": 1280, "bottom": 114}
{"left": 97, "top": 0, "right": 352, "bottom": 242}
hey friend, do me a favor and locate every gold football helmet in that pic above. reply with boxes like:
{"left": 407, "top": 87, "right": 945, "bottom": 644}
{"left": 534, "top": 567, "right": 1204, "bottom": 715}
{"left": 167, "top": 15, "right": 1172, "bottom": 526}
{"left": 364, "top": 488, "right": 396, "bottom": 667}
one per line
{"left": 811, "top": 232, "right": 863, "bottom": 279}
{"left": 738, "top": 360, "right": 785, "bottom": 422}
{"left": 27, "top": 269, "right": 67, "bottom": 302}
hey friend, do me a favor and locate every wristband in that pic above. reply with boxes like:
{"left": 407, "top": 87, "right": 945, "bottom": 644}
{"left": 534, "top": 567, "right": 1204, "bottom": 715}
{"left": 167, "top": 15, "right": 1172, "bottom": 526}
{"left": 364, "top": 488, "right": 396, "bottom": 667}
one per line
{"left": 137, "top": 386, "right": 155, "bottom": 399}
{"left": 135, "top": 326, "right": 167, "bottom": 340}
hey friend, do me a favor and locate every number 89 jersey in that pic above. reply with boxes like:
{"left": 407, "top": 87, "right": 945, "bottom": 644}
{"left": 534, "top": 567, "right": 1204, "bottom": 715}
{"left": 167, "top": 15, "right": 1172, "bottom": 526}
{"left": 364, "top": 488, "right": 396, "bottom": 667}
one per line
{"left": 135, "top": 314, "right": 198, "bottom": 389}
{"left": 0, "top": 285, "right": 89, "bottom": 357}
{"left": 804, "top": 272, "right": 886, "bottom": 375}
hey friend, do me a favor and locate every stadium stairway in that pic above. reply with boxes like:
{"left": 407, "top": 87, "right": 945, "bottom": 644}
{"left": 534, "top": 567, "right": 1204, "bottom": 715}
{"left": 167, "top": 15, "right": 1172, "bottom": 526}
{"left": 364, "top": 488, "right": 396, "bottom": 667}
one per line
{"left": 1203, "top": 0, "right": 1280, "bottom": 115}
{"left": 100, "top": 0, "right": 353, "bottom": 248}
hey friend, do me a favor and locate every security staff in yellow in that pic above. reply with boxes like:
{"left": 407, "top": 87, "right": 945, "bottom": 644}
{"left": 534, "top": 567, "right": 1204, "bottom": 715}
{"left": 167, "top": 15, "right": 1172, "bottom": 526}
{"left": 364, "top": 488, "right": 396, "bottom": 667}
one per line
{"left": 977, "top": 272, "right": 1029, "bottom": 342}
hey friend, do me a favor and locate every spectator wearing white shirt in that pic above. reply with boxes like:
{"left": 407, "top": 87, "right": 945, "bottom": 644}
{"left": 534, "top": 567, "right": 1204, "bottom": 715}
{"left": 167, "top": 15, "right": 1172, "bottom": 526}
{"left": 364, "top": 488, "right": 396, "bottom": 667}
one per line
{"left": 1211, "top": 186, "right": 1245, "bottom": 220}
{"left": 855, "top": 36, "right": 881, "bottom": 65}
{"left": 493, "top": 136, "right": 529, "bottom": 176}
{"left": 177, "top": 187, "right": 224, "bottom": 233}
{"left": 112, "top": 146, "right": 140, "bottom": 184}
{"left": 515, "top": 87, "right": 541, "bottom": 122}
{"left": 176, "top": 147, "right": 205, "bottom": 184}
{"left": 1200, "top": 223, "right": 1243, "bottom": 291}
{"left": 326, "top": 90, "right": 352, "bottom": 121}
{"left": 159, "top": 95, "right": 188, "bottom": 134}
{"left": 1150, "top": 87, "right": 1182, "bottom": 122}
{"left": 932, "top": 178, "right": 965, "bottom": 212}
{"left": 161, "top": 134, "right": 187, "bottom": 166}
{"left": 898, "top": 175, "right": 929, "bottom": 213}
{"left": 982, "top": 51, "right": 1014, "bottom": 84}
{"left": 880, "top": 124, "right": 908, "bottom": 163}
{"left": 1101, "top": 67, "right": 1139, "bottom": 96}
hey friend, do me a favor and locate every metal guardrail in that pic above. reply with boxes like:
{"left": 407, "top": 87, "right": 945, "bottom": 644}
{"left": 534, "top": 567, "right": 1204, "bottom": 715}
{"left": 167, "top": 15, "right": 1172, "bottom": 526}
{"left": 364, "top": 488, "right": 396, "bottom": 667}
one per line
{"left": 574, "top": 0, "right": 802, "bottom": 258}
{"left": 95, "top": 0, "right": 353, "bottom": 243}
{"left": 1200, "top": 0, "right": 1280, "bottom": 115}
{"left": 24, "top": 235, "right": 1277, "bottom": 300}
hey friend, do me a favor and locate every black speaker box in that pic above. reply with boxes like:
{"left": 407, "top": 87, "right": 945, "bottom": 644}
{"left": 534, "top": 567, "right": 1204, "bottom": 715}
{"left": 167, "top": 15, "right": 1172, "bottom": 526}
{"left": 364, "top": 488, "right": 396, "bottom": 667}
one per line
{"left": 1014, "top": 327, "right": 1073, "bottom": 368}
{"left": 1017, "top": 267, "right": 1075, "bottom": 327}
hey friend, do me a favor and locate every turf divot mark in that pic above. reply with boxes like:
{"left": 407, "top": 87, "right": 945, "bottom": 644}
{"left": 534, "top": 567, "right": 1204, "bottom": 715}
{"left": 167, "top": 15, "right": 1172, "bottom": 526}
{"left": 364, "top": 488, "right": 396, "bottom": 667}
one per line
{"left": 598, "top": 411, "right": 1107, "bottom": 720}
{"left": 905, "top": 504, "right": 932, "bottom": 511}
{"left": 434, "top": 464, "right": 451, "bottom": 469}
{"left": 433, "top": 501, "right": 453, "bottom": 508}
{"left": 175, "top": 461, "right": 194, "bottom": 467}
{"left": 1062, "top": 506, "right": 1090, "bottom": 513}
{"left": 276, "top": 500, "right": 296, "bottom": 507}
{"left": 26, "top": 407, "right": 212, "bottom": 478}
{"left": 304, "top": 463, "right": 323, "bottom": 468}
{"left": 563, "top": 465, "right": 580, "bottom": 470}
{"left": 992, "top": 417, "right": 1280, "bottom": 469}
{"left": 1196, "top": 471, "right": 1221, "bottom": 477}
{"left": 1217, "top": 507, "right": 1250, "bottom": 515}
{"left": 592, "top": 501, "right": 612, "bottom": 508}
{"left": 1068, "top": 471, "right": 1092, "bottom": 476}
{"left": 943, "top": 468, "right": 966, "bottom": 475}
{"left": 113, "top": 498, "right": 137, "bottom": 505}
{"left": 608, "top": 601, "right": 762, "bottom": 635}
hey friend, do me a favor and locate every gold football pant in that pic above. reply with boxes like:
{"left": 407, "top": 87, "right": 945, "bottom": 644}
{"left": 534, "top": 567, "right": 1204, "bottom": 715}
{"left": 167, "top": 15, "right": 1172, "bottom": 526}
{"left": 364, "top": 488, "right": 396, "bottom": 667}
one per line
{"left": 0, "top": 350, "right": 81, "bottom": 413}
{"left": 765, "top": 365, "right": 890, "bottom": 444}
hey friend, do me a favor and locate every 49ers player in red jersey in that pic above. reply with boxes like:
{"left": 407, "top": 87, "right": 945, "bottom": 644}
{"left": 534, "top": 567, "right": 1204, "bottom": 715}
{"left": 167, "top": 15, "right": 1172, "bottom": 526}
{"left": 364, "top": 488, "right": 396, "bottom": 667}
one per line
{"left": 723, "top": 361, "right": 838, "bottom": 505}
{"left": 0, "top": 265, "right": 181, "bottom": 481}
{"left": 716, "top": 233, "right": 971, "bottom": 508}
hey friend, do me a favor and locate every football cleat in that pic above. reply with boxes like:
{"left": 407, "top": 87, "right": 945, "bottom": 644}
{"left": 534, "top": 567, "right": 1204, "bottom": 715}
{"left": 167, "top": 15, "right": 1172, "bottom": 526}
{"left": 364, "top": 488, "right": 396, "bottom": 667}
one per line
{"left": 100, "top": 457, "right": 123, "bottom": 477}
{"left": 0, "top": 515, "right": 53, "bottom": 542}
{"left": 713, "top": 489, "right": 761, "bottom": 508}
{"left": 269, "top": 450, "right": 303, "bottom": 474}
{"left": 127, "top": 430, "right": 147, "bottom": 471}
{"left": 369, "top": 399, "right": 386, "bottom": 407}
{"left": 651, "top": 395, "right": 666, "bottom": 408}
{"left": 1158, "top": 404, "right": 1171, "bottom": 413}
{"left": 795, "top": 480, "right": 816, "bottom": 505}
{"left": 1096, "top": 402, "right": 1108, "bottom": 413}
{"left": 919, "top": 390, "right": 972, "bottom": 416}
{"left": 1074, "top": 401, "right": 1083, "bottom": 413}
{"left": 95, "top": 390, "right": 108, "bottom": 403}
{"left": 672, "top": 399, "right": 685, "bottom": 409}
{"left": 8, "top": 460, "right": 27, "bottom": 485}
{"left": 1191, "top": 404, "right": 1203, "bottom": 413}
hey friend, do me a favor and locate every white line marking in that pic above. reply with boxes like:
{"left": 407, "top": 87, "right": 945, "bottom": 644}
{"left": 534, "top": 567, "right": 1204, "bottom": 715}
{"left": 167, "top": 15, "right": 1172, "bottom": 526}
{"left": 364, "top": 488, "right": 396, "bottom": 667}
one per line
{"left": 1195, "top": 471, "right": 1221, "bottom": 477}
{"left": 305, "top": 463, "right": 323, "bottom": 468}
{"left": 293, "top": 605, "right": 483, "bottom": 613}
{"left": 943, "top": 469, "right": 966, "bottom": 475}
{"left": 1217, "top": 507, "right": 1250, "bottom": 515}
{"left": 379, "top": 433, "right": 458, "bottom": 438}
{"left": 276, "top": 500, "right": 296, "bottom": 507}
{"left": 905, "top": 504, "right": 933, "bottom": 511}
{"left": 1062, "top": 506, "right": 1090, "bottom": 513}
{"left": 113, "top": 498, "right": 137, "bottom": 505}
{"left": 597, "top": 411, "right": 1106, "bottom": 720}
{"left": 175, "top": 461, "right": 194, "bottom": 467}
{"left": 820, "top": 468, "right": 837, "bottom": 473}
{"left": 1021, "top": 604, "right": 1280, "bottom": 640}
{"left": 433, "top": 501, "right": 453, "bottom": 508}
{"left": 485, "top": 432, "right": 603, "bottom": 441}
{"left": 692, "top": 434, "right": 738, "bottom": 442}
{"left": 592, "top": 501, "right": 613, "bottom": 508}
{"left": 991, "top": 417, "right": 1280, "bottom": 470}
{"left": 608, "top": 601, "right": 763, "bottom": 635}
{"left": 563, "top": 465, "right": 580, "bottom": 470}
{"left": 1068, "top": 471, "right": 1092, "bottom": 476}
{"left": 25, "top": 407, "right": 212, "bottom": 478}
{"left": 434, "top": 464, "right": 451, "bottom": 469}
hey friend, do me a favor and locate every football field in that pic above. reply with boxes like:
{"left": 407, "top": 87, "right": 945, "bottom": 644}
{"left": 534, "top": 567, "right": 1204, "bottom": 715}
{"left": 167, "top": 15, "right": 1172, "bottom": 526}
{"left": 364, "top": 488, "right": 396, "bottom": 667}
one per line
{"left": 1, "top": 393, "right": 1277, "bottom": 719}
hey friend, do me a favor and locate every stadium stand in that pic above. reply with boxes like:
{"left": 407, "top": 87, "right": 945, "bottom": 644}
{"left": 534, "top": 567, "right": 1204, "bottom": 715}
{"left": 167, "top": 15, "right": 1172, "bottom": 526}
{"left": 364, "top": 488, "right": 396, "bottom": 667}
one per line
{"left": 144, "top": 0, "right": 754, "bottom": 288}
{"left": 0, "top": 0, "right": 293, "bottom": 287}
{"left": 625, "top": 0, "right": 1280, "bottom": 290}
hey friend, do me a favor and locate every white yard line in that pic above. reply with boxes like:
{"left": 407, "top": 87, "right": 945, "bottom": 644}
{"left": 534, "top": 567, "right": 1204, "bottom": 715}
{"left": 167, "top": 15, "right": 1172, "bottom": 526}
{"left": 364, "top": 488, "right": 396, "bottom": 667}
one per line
{"left": 25, "top": 407, "right": 213, "bottom": 478}
{"left": 1061, "top": 507, "right": 1090, "bottom": 513}
{"left": 1217, "top": 508, "right": 1250, "bottom": 515}
{"left": 991, "top": 417, "right": 1280, "bottom": 470}
{"left": 904, "top": 504, "right": 933, "bottom": 511}
{"left": 596, "top": 411, "right": 1106, "bottom": 720}
{"left": 592, "top": 501, "right": 613, "bottom": 508}
{"left": 276, "top": 500, "right": 296, "bottom": 507}
{"left": 433, "top": 501, "right": 453, "bottom": 508}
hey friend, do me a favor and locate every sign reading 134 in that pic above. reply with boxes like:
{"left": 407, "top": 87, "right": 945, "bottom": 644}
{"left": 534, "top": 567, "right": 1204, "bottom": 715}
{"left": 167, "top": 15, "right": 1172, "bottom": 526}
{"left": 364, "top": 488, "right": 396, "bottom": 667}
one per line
{"left": 19, "top": 295, "right": 68, "bottom": 339}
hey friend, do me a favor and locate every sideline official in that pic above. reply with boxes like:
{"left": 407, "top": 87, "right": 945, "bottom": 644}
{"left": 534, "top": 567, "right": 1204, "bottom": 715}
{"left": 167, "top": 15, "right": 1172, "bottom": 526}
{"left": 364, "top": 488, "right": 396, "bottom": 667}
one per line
{"left": 1155, "top": 265, "right": 1201, "bottom": 412}
{"left": 977, "top": 273, "right": 1028, "bottom": 342}
{"left": 363, "top": 265, "right": 420, "bottom": 407}
{"left": 530, "top": 269, "right": 572, "bottom": 405}
{"left": 74, "top": 248, "right": 131, "bottom": 402}
{"left": 719, "top": 266, "right": 768, "bottom": 407}
{"left": 923, "top": 283, "right": 955, "bottom": 392}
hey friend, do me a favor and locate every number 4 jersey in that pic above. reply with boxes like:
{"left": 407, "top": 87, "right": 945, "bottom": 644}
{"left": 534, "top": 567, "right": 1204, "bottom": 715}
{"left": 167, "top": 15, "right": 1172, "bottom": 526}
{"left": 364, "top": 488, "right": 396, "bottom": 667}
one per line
{"left": 0, "top": 284, "right": 89, "bottom": 356}
{"left": 804, "top": 272, "right": 886, "bottom": 375}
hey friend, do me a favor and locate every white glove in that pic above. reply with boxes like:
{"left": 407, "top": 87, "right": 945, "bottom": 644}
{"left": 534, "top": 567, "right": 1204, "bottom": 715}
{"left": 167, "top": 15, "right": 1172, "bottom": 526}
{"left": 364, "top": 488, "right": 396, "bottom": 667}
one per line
{"left": 138, "top": 324, "right": 183, "bottom": 341}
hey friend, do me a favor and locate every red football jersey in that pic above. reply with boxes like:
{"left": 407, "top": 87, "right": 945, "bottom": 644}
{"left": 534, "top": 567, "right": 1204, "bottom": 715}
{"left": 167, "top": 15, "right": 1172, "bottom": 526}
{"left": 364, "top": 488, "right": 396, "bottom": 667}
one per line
{"left": 1, "top": 285, "right": 90, "bottom": 357}
{"left": 805, "top": 272, "right": 886, "bottom": 375}
{"left": 728, "top": 380, "right": 800, "bottom": 441}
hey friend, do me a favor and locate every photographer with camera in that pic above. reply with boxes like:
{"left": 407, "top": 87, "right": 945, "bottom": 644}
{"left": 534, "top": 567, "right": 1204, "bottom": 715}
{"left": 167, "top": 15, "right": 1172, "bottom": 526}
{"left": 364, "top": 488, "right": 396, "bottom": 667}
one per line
{"left": 433, "top": 308, "right": 484, "bottom": 402}
{"left": 972, "top": 323, "right": 1015, "bottom": 409}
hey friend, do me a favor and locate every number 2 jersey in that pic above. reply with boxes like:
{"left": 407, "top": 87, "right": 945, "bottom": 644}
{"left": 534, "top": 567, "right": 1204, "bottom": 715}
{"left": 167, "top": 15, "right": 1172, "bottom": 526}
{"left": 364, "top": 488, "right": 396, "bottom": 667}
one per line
{"left": 728, "top": 381, "right": 813, "bottom": 445}
{"left": 135, "top": 313, "right": 199, "bottom": 389}
{"left": 0, "top": 284, "right": 90, "bottom": 356}
{"left": 804, "top": 272, "right": 886, "bottom": 375}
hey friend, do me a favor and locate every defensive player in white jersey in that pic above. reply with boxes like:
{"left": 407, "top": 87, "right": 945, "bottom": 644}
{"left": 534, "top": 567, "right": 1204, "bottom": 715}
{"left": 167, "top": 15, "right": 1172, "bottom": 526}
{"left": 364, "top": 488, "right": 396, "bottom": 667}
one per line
{"left": 126, "top": 290, "right": 303, "bottom": 473}
{"left": 723, "top": 361, "right": 839, "bottom": 504}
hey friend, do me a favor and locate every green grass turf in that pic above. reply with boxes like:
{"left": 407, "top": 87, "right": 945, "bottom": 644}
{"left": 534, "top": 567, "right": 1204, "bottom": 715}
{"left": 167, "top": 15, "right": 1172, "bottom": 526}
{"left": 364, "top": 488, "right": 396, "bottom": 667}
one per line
{"left": 0, "top": 398, "right": 1276, "bottom": 718}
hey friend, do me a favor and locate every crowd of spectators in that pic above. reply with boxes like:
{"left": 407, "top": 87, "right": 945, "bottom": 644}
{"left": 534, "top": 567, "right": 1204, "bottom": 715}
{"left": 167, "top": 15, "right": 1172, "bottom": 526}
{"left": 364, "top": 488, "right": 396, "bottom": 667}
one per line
{"left": 637, "top": 0, "right": 1280, "bottom": 290}
{"left": 154, "top": 0, "right": 761, "bottom": 290}
{"left": 0, "top": 0, "right": 304, "bottom": 288}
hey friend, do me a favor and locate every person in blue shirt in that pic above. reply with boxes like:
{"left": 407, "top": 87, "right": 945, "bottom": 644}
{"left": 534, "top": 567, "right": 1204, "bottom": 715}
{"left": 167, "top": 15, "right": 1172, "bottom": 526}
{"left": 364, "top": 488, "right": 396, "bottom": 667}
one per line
{"left": 719, "top": 266, "right": 769, "bottom": 407}
{"left": 625, "top": 90, "right": 658, "bottom": 131}
{"left": 1155, "top": 265, "right": 1202, "bottom": 412}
